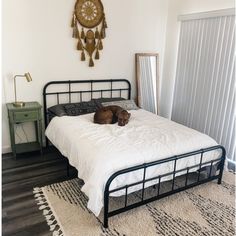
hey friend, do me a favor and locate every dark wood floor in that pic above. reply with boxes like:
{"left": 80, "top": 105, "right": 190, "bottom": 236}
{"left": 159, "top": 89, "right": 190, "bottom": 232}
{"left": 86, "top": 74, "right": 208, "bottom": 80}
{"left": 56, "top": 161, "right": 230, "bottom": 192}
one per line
{"left": 2, "top": 147, "right": 78, "bottom": 236}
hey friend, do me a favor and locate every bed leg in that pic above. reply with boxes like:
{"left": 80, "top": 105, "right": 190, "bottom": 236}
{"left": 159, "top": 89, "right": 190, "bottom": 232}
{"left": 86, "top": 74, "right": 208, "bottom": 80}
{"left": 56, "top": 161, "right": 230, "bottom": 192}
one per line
{"left": 217, "top": 151, "right": 226, "bottom": 185}
{"left": 218, "top": 168, "right": 223, "bottom": 185}
{"left": 46, "top": 137, "right": 49, "bottom": 147}
{"left": 104, "top": 218, "right": 108, "bottom": 228}
{"left": 104, "top": 190, "right": 109, "bottom": 228}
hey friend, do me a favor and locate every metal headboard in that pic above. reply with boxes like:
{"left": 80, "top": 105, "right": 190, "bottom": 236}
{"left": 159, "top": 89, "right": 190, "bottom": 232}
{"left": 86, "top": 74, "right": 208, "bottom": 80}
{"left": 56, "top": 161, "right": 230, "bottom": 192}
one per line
{"left": 43, "top": 79, "right": 131, "bottom": 129}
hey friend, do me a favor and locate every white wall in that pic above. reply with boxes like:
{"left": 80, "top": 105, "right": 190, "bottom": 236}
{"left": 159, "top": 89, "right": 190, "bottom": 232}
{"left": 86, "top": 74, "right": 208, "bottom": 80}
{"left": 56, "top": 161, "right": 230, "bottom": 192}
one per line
{"left": 160, "top": 0, "right": 235, "bottom": 118}
{"left": 2, "top": 0, "right": 235, "bottom": 153}
{"left": 2, "top": 0, "right": 169, "bottom": 152}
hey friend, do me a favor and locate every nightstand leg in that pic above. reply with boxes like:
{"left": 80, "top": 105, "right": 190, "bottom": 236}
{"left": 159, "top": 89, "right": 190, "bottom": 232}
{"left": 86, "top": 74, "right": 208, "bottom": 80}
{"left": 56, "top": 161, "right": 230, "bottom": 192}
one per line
{"left": 37, "top": 120, "right": 43, "bottom": 155}
{"left": 35, "top": 121, "right": 38, "bottom": 142}
{"left": 9, "top": 122, "right": 16, "bottom": 158}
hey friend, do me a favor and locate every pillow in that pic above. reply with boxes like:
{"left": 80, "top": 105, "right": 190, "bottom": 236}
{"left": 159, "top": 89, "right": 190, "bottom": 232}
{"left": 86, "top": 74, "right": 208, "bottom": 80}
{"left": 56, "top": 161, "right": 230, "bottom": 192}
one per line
{"left": 48, "top": 104, "right": 67, "bottom": 117}
{"left": 47, "top": 97, "right": 126, "bottom": 117}
{"left": 64, "top": 100, "right": 97, "bottom": 116}
{"left": 101, "top": 100, "right": 139, "bottom": 110}
{"left": 93, "top": 97, "right": 125, "bottom": 108}
{"left": 48, "top": 100, "right": 97, "bottom": 117}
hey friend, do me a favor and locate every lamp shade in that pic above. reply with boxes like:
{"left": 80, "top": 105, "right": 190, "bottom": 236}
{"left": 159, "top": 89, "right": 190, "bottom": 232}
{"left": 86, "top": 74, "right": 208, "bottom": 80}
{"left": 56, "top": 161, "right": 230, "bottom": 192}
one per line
{"left": 24, "top": 72, "right": 32, "bottom": 82}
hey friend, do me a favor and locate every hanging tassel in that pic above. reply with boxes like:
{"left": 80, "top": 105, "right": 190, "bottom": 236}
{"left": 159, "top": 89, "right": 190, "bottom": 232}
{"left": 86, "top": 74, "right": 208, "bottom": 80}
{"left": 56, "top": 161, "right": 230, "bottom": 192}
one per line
{"left": 95, "top": 28, "right": 100, "bottom": 39}
{"left": 81, "top": 51, "right": 85, "bottom": 61}
{"left": 89, "top": 58, "right": 94, "bottom": 67}
{"left": 72, "top": 25, "right": 79, "bottom": 38}
{"left": 81, "top": 28, "right": 85, "bottom": 39}
{"left": 101, "top": 28, "right": 106, "bottom": 39}
{"left": 76, "top": 25, "right": 79, "bottom": 38}
{"left": 72, "top": 29, "right": 76, "bottom": 38}
{"left": 103, "top": 19, "right": 108, "bottom": 28}
{"left": 71, "top": 14, "right": 75, "bottom": 28}
{"left": 77, "top": 40, "right": 83, "bottom": 50}
{"left": 95, "top": 49, "right": 99, "bottom": 60}
{"left": 98, "top": 41, "right": 103, "bottom": 50}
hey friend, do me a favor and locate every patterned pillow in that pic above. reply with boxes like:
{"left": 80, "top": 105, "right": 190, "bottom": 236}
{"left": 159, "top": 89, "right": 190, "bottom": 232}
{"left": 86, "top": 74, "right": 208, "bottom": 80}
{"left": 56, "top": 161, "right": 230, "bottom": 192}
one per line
{"left": 64, "top": 100, "right": 97, "bottom": 116}
{"left": 48, "top": 97, "right": 127, "bottom": 117}
{"left": 101, "top": 100, "right": 139, "bottom": 110}
{"left": 48, "top": 104, "right": 67, "bottom": 117}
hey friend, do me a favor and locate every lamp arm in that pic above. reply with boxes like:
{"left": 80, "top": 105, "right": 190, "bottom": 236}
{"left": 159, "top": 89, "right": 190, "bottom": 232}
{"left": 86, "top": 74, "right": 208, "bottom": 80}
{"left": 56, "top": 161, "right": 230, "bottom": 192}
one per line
{"left": 13, "top": 75, "right": 25, "bottom": 103}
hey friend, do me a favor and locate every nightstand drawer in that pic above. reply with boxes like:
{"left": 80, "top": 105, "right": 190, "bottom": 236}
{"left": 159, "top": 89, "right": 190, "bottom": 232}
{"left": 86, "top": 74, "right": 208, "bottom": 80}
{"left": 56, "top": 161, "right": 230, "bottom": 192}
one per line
{"left": 14, "top": 111, "right": 38, "bottom": 122}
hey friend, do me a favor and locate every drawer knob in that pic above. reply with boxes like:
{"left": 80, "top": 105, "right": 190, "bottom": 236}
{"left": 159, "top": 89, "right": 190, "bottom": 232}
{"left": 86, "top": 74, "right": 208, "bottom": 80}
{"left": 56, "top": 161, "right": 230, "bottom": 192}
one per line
{"left": 24, "top": 114, "right": 28, "bottom": 117}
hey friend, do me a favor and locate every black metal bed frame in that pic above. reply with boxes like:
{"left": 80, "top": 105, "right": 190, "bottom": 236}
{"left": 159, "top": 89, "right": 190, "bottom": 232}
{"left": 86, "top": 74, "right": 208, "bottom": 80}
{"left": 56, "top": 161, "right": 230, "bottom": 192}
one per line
{"left": 43, "top": 79, "right": 131, "bottom": 130}
{"left": 43, "top": 79, "right": 225, "bottom": 229}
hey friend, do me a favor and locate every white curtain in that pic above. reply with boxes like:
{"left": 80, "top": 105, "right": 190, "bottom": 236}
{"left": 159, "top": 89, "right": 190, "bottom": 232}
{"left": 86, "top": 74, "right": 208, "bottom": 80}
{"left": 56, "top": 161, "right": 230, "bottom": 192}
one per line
{"left": 172, "top": 10, "right": 235, "bottom": 170}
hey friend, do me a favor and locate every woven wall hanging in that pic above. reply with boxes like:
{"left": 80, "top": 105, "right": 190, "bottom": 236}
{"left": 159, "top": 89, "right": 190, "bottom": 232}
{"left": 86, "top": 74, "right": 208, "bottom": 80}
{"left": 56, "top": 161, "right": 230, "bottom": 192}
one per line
{"left": 71, "top": 0, "right": 107, "bottom": 67}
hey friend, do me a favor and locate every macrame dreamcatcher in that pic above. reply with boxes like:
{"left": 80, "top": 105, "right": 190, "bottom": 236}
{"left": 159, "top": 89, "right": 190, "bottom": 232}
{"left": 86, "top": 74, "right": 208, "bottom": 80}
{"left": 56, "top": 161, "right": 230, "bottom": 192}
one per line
{"left": 71, "top": 0, "right": 108, "bottom": 67}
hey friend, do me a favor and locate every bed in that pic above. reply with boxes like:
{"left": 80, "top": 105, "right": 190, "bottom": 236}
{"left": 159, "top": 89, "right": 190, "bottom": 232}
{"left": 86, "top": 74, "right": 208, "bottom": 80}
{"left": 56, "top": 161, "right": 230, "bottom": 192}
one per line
{"left": 43, "top": 79, "right": 225, "bottom": 228}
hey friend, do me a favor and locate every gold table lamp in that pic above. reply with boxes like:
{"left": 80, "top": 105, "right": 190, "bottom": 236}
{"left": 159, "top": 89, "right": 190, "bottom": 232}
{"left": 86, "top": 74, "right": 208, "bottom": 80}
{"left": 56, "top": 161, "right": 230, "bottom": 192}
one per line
{"left": 13, "top": 73, "right": 32, "bottom": 107}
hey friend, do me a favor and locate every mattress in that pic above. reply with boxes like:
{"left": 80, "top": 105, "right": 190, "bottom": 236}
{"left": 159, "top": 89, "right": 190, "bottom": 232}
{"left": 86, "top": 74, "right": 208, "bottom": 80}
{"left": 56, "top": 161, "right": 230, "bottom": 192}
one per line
{"left": 45, "top": 109, "right": 219, "bottom": 216}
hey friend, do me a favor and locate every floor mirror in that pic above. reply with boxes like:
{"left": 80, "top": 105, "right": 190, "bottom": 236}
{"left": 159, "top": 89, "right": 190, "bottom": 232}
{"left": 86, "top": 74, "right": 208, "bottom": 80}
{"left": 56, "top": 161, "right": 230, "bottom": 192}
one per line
{"left": 135, "top": 53, "right": 159, "bottom": 114}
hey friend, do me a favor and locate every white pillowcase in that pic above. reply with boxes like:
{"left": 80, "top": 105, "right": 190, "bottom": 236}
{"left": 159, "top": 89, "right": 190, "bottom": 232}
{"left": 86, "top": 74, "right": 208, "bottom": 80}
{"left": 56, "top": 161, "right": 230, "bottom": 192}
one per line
{"left": 101, "top": 99, "right": 139, "bottom": 110}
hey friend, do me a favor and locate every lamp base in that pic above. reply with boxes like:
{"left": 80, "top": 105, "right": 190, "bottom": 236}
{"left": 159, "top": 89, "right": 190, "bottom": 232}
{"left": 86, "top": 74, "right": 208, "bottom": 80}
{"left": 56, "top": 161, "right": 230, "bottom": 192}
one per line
{"left": 13, "top": 101, "right": 25, "bottom": 107}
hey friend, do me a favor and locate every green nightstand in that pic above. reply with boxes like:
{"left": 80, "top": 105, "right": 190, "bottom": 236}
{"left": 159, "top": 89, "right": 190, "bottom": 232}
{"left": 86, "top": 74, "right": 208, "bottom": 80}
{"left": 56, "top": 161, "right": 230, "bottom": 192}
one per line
{"left": 6, "top": 102, "right": 43, "bottom": 157}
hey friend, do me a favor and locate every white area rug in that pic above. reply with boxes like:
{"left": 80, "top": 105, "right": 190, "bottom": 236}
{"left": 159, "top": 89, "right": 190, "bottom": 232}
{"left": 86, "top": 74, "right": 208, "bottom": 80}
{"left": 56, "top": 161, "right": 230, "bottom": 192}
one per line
{"left": 34, "top": 172, "right": 235, "bottom": 236}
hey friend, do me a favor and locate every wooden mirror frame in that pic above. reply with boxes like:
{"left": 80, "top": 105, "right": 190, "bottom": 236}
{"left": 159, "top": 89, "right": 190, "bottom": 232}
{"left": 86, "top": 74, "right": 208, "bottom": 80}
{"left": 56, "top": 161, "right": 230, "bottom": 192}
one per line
{"left": 135, "top": 53, "right": 160, "bottom": 114}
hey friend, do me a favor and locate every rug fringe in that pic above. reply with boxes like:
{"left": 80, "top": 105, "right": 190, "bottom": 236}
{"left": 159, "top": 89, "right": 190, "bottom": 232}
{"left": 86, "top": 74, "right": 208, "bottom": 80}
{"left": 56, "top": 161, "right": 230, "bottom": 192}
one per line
{"left": 33, "top": 187, "right": 42, "bottom": 193}
{"left": 53, "top": 230, "right": 63, "bottom": 236}
{"left": 33, "top": 187, "right": 64, "bottom": 236}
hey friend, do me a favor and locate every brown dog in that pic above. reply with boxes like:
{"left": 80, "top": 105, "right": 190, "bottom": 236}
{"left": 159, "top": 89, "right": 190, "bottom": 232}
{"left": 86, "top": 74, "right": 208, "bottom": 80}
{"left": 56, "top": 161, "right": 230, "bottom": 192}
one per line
{"left": 94, "top": 105, "right": 131, "bottom": 126}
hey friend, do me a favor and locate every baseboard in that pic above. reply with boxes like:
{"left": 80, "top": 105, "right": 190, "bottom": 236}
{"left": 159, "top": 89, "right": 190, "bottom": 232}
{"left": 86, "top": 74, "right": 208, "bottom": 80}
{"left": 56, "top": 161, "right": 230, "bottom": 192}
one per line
{"left": 2, "top": 146, "right": 12, "bottom": 154}
{"left": 2, "top": 142, "right": 46, "bottom": 155}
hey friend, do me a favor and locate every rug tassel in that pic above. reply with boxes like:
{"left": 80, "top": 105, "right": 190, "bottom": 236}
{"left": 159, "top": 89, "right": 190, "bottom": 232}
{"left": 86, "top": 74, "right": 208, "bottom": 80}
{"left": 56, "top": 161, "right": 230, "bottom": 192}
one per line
{"left": 36, "top": 196, "right": 46, "bottom": 201}
{"left": 52, "top": 230, "right": 62, "bottom": 236}
{"left": 48, "top": 219, "right": 56, "bottom": 226}
{"left": 37, "top": 200, "right": 47, "bottom": 205}
{"left": 33, "top": 187, "right": 63, "bottom": 236}
{"left": 46, "top": 214, "right": 53, "bottom": 220}
{"left": 33, "top": 187, "right": 42, "bottom": 193}
{"left": 43, "top": 209, "right": 50, "bottom": 215}
{"left": 39, "top": 204, "right": 48, "bottom": 210}
{"left": 50, "top": 224, "right": 56, "bottom": 231}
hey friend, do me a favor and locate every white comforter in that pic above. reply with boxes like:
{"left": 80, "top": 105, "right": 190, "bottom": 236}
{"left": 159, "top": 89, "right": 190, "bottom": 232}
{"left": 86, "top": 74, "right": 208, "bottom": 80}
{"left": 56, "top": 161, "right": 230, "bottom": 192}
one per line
{"left": 45, "top": 109, "right": 219, "bottom": 216}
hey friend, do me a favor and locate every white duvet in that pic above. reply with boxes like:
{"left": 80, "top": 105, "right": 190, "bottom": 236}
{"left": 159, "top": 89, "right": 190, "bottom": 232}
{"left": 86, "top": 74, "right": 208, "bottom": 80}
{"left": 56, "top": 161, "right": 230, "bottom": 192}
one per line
{"left": 45, "top": 109, "right": 219, "bottom": 216}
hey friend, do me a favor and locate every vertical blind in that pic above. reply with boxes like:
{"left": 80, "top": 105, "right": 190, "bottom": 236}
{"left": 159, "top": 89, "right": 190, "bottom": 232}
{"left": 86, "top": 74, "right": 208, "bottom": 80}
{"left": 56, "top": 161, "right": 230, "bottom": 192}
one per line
{"left": 172, "top": 9, "right": 235, "bottom": 169}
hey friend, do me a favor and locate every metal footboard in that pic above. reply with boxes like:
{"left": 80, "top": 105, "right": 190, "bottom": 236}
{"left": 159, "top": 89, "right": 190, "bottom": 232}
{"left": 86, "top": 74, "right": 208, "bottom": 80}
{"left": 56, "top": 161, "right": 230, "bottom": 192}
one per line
{"left": 103, "top": 145, "right": 226, "bottom": 228}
